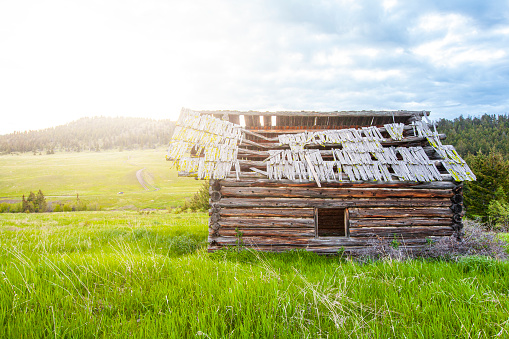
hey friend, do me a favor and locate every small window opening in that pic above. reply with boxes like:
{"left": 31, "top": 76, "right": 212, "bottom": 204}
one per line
{"left": 316, "top": 208, "right": 348, "bottom": 237}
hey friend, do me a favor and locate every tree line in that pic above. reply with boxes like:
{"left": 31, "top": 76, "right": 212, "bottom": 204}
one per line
{"left": 0, "top": 117, "right": 175, "bottom": 153}
{"left": 436, "top": 113, "right": 509, "bottom": 159}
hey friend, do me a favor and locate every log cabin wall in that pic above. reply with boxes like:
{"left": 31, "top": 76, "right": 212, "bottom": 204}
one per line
{"left": 208, "top": 178, "right": 463, "bottom": 254}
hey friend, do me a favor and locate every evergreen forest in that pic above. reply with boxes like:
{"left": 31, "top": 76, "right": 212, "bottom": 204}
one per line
{"left": 436, "top": 113, "right": 509, "bottom": 158}
{"left": 0, "top": 116, "right": 175, "bottom": 153}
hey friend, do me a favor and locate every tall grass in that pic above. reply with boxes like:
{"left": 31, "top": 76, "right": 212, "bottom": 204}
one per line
{"left": 1, "top": 212, "right": 509, "bottom": 337}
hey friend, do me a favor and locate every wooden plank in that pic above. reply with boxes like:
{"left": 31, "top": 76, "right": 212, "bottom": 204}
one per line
{"left": 216, "top": 228, "right": 315, "bottom": 237}
{"left": 349, "top": 208, "right": 453, "bottom": 218}
{"left": 263, "top": 115, "right": 271, "bottom": 128}
{"left": 349, "top": 218, "right": 452, "bottom": 227}
{"left": 218, "top": 217, "right": 314, "bottom": 228}
{"left": 209, "top": 236, "right": 311, "bottom": 246}
{"left": 243, "top": 124, "right": 417, "bottom": 134}
{"left": 217, "top": 198, "right": 452, "bottom": 208}
{"left": 229, "top": 115, "right": 240, "bottom": 124}
{"left": 177, "top": 171, "right": 458, "bottom": 183}
{"left": 219, "top": 178, "right": 457, "bottom": 189}
{"left": 221, "top": 187, "right": 453, "bottom": 199}
{"left": 208, "top": 235, "right": 448, "bottom": 247}
{"left": 219, "top": 208, "right": 314, "bottom": 218}
{"left": 207, "top": 245, "right": 434, "bottom": 254}
{"left": 196, "top": 110, "right": 429, "bottom": 117}
{"left": 349, "top": 226, "right": 453, "bottom": 237}
{"left": 240, "top": 134, "right": 445, "bottom": 149}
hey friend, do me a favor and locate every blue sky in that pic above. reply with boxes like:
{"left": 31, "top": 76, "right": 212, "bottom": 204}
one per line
{"left": 1, "top": 0, "right": 508, "bottom": 134}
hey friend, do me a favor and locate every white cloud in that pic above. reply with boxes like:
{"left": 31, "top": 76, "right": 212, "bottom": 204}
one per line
{"left": 1, "top": 0, "right": 509, "bottom": 134}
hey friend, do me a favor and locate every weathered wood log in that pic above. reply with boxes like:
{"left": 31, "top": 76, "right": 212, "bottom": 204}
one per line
{"left": 219, "top": 208, "right": 314, "bottom": 218}
{"left": 349, "top": 217, "right": 452, "bottom": 227}
{"left": 209, "top": 235, "right": 311, "bottom": 246}
{"left": 451, "top": 194, "right": 463, "bottom": 204}
{"left": 349, "top": 226, "right": 453, "bottom": 237}
{"left": 210, "top": 179, "right": 221, "bottom": 191}
{"left": 452, "top": 214, "right": 462, "bottom": 223}
{"left": 218, "top": 198, "right": 452, "bottom": 208}
{"left": 219, "top": 178, "right": 457, "bottom": 189}
{"left": 196, "top": 109, "right": 429, "bottom": 117}
{"left": 210, "top": 214, "right": 220, "bottom": 223}
{"left": 240, "top": 134, "right": 445, "bottom": 150}
{"left": 208, "top": 235, "right": 449, "bottom": 247}
{"left": 210, "top": 204, "right": 221, "bottom": 213}
{"left": 218, "top": 217, "right": 314, "bottom": 228}
{"left": 207, "top": 244, "right": 436, "bottom": 254}
{"left": 348, "top": 207, "right": 453, "bottom": 218}
{"left": 450, "top": 204, "right": 463, "bottom": 214}
{"left": 210, "top": 191, "right": 221, "bottom": 202}
{"left": 217, "top": 228, "right": 315, "bottom": 237}
{"left": 221, "top": 187, "right": 453, "bottom": 199}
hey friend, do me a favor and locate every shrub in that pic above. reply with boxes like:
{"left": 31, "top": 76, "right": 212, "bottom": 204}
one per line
{"left": 486, "top": 187, "right": 509, "bottom": 231}
{"left": 423, "top": 219, "right": 508, "bottom": 260}
{"left": 168, "top": 234, "right": 203, "bottom": 255}
{"left": 0, "top": 203, "right": 10, "bottom": 213}
{"left": 356, "top": 219, "right": 508, "bottom": 262}
{"left": 21, "top": 190, "right": 47, "bottom": 213}
{"left": 182, "top": 181, "right": 209, "bottom": 212}
{"left": 0, "top": 202, "right": 23, "bottom": 213}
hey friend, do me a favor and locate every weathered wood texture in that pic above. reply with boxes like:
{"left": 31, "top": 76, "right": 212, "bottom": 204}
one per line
{"left": 219, "top": 178, "right": 457, "bottom": 189}
{"left": 220, "top": 187, "right": 453, "bottom": 199}
{"left": 349, "top": 207, "right": 453, "bottom": 218}
{"left": 208, "top": 235, "right": 451, "bottom": 254}
{"left": 207, "top": 179, "right": 460, "bottom": 253}
{"left": 217, "top": 198, "right": 452, "bottom": 208}
{"left": 197, "top": 109, "right": 429, "bottom": 117}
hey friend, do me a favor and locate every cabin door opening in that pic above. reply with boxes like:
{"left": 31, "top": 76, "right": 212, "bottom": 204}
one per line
{"left": 316, "top": 208, "right": 349, "bottom": 237}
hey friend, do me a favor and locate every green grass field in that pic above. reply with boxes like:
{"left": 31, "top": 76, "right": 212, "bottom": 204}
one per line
{"left": 0, "top": 149, "right": 201, "bottom": 209}
{"left": 1, "top": 150, "right": 509, "bottom": 337}
{"left": 1, "top": 212, "right": 509, "bottom": 338}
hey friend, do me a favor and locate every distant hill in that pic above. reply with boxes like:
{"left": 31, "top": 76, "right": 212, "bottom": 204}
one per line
{"left": 0, "top": 117, "right": 175, "bottom": 153}
{"left": 436, "top": 114, "right": 509, "bottom": 158}
{"left": 2, "top": 113, "right": 508, "bottom": 157}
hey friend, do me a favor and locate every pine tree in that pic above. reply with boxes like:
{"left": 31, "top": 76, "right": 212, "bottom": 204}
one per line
{"left": 36, "top": 190, "right": 47, "bottom": 212}
{"left": 21, "top": 194, "right": 29, "bottom": 213}
{"left": 25, "top": 192, "right": 37, "bottom": 213}
{"left": 464, "top": 152, "right": 509, "bottom": 220}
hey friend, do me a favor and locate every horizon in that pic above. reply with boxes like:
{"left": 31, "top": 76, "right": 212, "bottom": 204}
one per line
{"left": 1, "top": 0, "right": 508, "bottom": 135}
{"left": 2, "top": 110, "right": 509, "bottom": 137}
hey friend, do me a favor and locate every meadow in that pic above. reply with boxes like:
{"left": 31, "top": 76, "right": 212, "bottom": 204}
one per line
{"left": 0, "top": 212, "right": 508, "bottom": 338}
{"left": 1, "top": 150, "right": 509, "bottom": 337}
{"left": 0, "top": 148, "right": 201, "bottom": 209}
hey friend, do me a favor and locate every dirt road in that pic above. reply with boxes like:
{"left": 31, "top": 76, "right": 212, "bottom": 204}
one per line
{"left": 136, "top": 168, "right": 150, "bottom": 190}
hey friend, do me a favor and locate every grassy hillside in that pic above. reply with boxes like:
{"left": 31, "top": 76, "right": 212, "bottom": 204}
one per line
{"left": 0, "top": 148, "right": 201, "bottom": 209}
{"left": 0, "top": 116, "right": 175, "bottom": 153}
{"left": 1, "top": 212, "right": 508, "bottom": 337}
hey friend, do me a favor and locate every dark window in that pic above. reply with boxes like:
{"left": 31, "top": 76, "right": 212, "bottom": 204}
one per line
{"left": 316, "top": 208, "right": 348, "bottom": 237}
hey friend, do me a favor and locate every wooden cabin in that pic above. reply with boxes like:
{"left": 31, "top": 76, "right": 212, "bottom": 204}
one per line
{"left": 167, "top": 108, "right": 475, "bottom": 254}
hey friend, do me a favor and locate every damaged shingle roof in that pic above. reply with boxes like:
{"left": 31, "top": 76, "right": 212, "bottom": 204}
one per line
{"left": 166, "top": 108, "right": 475, "bottom": 185}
